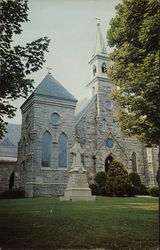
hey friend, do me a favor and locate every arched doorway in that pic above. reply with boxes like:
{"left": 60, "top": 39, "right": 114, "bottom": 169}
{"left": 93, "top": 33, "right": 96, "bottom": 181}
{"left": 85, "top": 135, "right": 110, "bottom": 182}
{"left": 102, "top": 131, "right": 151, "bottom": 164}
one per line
{"left": 105, "top": 155, "right": 113, "bottom": 172}
{"left": 9, "top": 171, "right": 15, "bottom": 190}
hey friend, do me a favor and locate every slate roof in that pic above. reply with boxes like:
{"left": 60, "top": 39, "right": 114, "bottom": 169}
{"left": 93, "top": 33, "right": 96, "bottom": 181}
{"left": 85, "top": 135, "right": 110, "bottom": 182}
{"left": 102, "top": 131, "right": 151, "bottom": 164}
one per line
{"left": 0, "top": 124, "right": 21, "bottom": 158}
{"left": 34, "top": 73, "right": 77, "bottom": 102}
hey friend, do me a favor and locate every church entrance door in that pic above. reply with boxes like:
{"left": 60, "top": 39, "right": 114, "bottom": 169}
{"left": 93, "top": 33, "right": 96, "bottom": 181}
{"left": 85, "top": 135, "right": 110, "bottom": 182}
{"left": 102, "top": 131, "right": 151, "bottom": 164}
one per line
{"left": 105, "top": 155, "right": 113, "bottom": 172}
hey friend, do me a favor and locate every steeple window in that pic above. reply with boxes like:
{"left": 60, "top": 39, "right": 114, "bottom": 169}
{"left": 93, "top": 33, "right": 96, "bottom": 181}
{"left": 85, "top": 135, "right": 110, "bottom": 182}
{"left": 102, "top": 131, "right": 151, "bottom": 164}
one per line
{"left": 93, "top": 65, "right": 97, "bottom": 76}
{"left": 102, "top": 62, "right": 107, "bottom": 73}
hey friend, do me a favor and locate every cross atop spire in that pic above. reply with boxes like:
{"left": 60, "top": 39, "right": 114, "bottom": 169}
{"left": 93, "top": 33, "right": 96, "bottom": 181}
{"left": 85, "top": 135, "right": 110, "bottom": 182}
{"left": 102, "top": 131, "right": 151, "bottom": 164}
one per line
{"left": 46, "top": 67, "right": 52, "bottom": 74}
{"left": 93, "top": 21, "right": 107, "bottom": 56}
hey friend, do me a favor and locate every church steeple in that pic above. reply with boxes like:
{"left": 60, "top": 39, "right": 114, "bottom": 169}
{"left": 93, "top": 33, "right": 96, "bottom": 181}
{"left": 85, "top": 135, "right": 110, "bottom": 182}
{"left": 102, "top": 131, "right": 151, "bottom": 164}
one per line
{"left": 93, "top": 22, "right": 107, "bottom": 56}
{"left": 88, "top": 22, "right": 109, "bottom": 82}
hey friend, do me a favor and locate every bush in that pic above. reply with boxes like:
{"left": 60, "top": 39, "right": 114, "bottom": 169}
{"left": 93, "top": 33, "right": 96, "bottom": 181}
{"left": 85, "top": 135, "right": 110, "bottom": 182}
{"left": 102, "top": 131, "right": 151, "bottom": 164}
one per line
{"left": 150, "top": 186, "right": 159, "bottom": 197}
{"left": 139, "top": 184, "right": 149, "bottom": 195}
{"left": 128, "top": 172, "right": 141, "bottom": 187}
{"left": 0, "top": 190, "right": 25, "bottom": 199}
{"left": 106, "top": 160, "right": 129, "bottom": 196}
{"left": 95, "top": 171, "right": 107, "bottom": 188}
{"left": 89, "top": 184, "right": 99, "bottom": 196}
{"left": 125, "top": 184, "right": 140, "bottom": 196}
{"left": 99, "top": 187, "right": 107, "bottom": 196}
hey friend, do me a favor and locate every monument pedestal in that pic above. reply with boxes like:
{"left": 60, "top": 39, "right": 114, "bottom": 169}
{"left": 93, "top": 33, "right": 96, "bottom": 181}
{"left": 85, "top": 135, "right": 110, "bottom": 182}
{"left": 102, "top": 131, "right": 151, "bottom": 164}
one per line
{"left": 60, "top": 143, "right": 96, "bottom": 201}
{"left": 61, "top": 170, "right": 96, "bottom": 201}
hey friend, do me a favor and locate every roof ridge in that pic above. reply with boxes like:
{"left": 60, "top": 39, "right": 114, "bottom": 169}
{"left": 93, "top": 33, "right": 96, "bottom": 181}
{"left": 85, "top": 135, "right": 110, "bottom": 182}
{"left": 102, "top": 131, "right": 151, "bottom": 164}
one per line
{"left": 75, "top": 95, "right": 96, "bottom": 124}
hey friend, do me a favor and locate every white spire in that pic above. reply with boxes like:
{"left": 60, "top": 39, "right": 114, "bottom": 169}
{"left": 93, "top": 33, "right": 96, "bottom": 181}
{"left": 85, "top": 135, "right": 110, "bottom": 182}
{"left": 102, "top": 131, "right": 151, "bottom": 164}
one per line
{"left": 93, "top": 22, "right": 107, "bottom": 56}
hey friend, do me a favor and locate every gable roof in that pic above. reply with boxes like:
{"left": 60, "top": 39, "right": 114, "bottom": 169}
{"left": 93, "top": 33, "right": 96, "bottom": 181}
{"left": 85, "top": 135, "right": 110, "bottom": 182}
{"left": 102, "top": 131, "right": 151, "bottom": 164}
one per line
{"left": 0, "top": 124, "right": 21, "bottom": 158}
{"left": 34, "top": 73, "right": 77, "bottom": 102}
{"left": 75, "top": 95, "right": 96, "bottom": 124}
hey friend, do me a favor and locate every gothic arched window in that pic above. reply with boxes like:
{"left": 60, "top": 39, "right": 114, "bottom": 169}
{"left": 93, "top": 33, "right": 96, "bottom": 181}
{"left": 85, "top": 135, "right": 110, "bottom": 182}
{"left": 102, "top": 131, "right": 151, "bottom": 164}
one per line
{"left": 93, "top": 65, "right": 97, "bottom": 76}
{"left": 58, "top": 133, "right": 67, "bottom": 168}
{"left": 42, "top": 131, "right": 52, "bottom": 167}
{"left": 132, "top": 152, "right": 137, "bottom": 172}
{"left": 102, "top": 62, "right": 107, "bottom": 73}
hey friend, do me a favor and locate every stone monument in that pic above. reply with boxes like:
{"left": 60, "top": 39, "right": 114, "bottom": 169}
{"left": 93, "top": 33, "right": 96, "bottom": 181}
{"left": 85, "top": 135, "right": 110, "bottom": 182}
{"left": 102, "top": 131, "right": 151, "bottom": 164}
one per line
{"left": 60, "top": 143, "right": 96, "bottom": 201}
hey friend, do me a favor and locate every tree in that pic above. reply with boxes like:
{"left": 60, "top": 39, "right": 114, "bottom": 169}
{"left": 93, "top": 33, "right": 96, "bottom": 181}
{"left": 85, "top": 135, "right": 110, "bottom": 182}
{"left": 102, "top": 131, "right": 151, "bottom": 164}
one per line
{"left": 0, "top": 0, "right": 50, "bottom": 138}
{"left": 106, "top": 159, "right": 129, "bottom": 196}
{"left": 107, "top": 1, "right": 160, "bottom": 165}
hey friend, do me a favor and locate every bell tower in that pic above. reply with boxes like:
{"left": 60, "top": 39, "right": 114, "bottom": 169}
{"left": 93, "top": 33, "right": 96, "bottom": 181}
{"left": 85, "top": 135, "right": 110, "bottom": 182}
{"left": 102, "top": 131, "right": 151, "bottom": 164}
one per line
{"left": 87, "top": 22, "right": 115, "bottom": 117}
{"left": 89, "top": 22, "right": 109, "bottom": 80}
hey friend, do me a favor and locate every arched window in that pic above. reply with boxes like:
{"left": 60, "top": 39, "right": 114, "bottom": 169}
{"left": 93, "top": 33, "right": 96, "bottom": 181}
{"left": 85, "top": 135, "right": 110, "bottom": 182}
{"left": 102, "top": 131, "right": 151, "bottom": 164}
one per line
{"left": 93, "top": 65, "right": 96, "bottom": 76}
{"left": 132, "top": 152, "right": 137, "bottom": 172}
{"left": 42, "top": 131, "right": 52, "bottom": 167}
{"left": 58, "top": 133, "right": 67, "bottom": 168}
{"left": 102, "top": 62, "right": 107, "bottom": 73}
{"left": 102, "top": 119, "right": 106, "bottom": 131}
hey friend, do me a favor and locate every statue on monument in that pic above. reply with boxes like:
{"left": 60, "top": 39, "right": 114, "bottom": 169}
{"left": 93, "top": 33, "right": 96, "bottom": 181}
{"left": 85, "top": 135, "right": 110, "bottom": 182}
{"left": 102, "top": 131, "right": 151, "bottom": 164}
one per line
{"left": 70, "top": 143, "right": 86, "bottom": 172}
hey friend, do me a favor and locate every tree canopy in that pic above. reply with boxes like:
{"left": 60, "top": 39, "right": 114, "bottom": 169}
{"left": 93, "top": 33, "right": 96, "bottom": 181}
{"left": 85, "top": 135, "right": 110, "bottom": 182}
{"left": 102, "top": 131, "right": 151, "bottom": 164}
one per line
{"left": 107, "top": 0, "right": 159, "bottom": 147}
{"left": 0, "top": 0, "right": 50, "bottom": 138}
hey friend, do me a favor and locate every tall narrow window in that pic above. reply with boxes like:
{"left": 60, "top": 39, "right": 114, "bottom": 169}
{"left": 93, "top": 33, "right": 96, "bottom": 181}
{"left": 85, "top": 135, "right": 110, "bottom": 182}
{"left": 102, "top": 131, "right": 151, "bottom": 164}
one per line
{"left": 93, "top": 65, "right": 96, "bottom": 76}
{"left": 58, "top": 133, "right": 67, "bottom": 168}
{"left": 132, "top": 152, "right": 137, "bottom": 172}
{"left": 42, "top": 131, "right": 51, "bottom": 167}
{"left": 102, "top": 119, "right": 106, "bottom": 131}
{"left": 102, "top": 62, "right": 107, "bottom": 73}
{"left": 112, "top": 119, "right": 117, "bottom": 132}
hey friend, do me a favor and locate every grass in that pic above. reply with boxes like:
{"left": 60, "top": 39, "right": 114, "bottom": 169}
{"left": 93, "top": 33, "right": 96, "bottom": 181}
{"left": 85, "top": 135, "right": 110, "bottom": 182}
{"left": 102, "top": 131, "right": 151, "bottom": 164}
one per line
{"left": 0, "top": 196, "right": 158, "bottom": 250}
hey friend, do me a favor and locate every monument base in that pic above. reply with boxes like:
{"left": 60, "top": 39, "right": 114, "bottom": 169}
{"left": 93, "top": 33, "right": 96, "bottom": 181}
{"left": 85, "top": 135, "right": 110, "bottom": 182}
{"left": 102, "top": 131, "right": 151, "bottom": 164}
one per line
{"left": 60, "top": 143, "right": 96, "bottom": 201}
{"left": 60, "top": 187, "right": 96, "bottom": 201}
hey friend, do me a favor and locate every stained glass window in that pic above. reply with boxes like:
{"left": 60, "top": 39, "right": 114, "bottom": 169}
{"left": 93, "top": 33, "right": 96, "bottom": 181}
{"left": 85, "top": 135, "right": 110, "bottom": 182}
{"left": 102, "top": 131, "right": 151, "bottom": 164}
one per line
{"left": 42, "top": 131, "right": 51, "bottom": 167}
{"left": 51, "top": 113, "right": 60, "bottom": 124}
{"left": 106, "top": 138, "right": 114, "bottom": 148}
{"left": 58, "top": 133, "right": 67, "bottom": 168}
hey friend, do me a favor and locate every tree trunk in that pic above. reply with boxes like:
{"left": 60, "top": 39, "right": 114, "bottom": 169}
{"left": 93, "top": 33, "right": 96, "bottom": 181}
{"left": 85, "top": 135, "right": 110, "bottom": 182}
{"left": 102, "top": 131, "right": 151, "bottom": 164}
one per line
{"left": 158, "top": 140, "right": 160, "bottom": 187}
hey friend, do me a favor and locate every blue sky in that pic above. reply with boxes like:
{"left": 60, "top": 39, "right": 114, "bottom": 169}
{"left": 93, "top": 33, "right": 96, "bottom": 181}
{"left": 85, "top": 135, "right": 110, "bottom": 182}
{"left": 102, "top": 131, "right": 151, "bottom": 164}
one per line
{"left": 8, "top": 0, "right": 121, "bottom": 124}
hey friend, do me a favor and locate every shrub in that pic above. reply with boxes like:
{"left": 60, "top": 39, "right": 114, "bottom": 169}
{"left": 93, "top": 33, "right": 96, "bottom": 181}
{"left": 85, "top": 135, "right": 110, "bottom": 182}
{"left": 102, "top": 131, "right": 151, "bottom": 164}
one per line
{"left": 128, "top": 172, "right": 141, "bottom": 187}
{"left": 139, "top": 184, "right": 149, "bottom": 195}
{"left": 106, "top": 160, "right": 129, "bottom": 196}
{"left": 99, "top": 187, "right": 107, "bottom": 196}
{"left": 95, "top": 171, "right": 107, "bottom": 188}
{"left": 89, "top": 184, "right": 99, "bottom": 196}
{"left": 125, "top": 184, "right": 140, "bottom": 196}
{"left": 150, "top": 186, "right": 159, "bottom": 197}
{"left": 0, "top": 190, "right": 25, "bottom": 199}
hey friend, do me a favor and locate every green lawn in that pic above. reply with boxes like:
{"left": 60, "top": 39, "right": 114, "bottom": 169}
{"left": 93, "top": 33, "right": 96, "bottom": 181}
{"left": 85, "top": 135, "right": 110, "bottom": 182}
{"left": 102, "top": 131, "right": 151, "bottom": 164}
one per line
{"left": 0, "top": 196, "right": 158, "bottom": 250}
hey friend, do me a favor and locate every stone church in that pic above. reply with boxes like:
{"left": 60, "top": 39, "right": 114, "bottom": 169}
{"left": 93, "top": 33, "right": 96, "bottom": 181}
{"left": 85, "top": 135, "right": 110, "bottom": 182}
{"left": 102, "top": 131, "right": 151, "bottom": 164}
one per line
{"left": 14, "top": 23, "right": 158, "bottom": 197}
